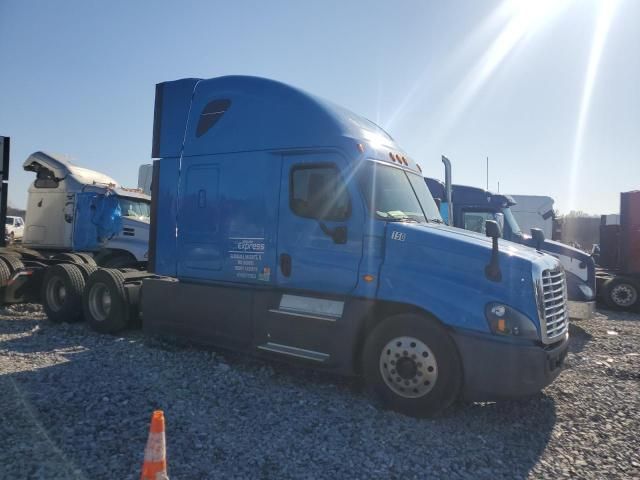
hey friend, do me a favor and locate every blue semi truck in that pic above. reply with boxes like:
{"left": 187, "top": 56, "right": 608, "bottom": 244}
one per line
{"left": 426, "top": 160, "right": 596, "bottom": 321}
{"left": 7, "top": 77, "right": 570, "bottom": 416}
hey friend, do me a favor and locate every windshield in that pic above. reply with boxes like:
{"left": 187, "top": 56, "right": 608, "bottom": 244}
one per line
{"left": 359, "top": 161, "right": 442, "bottom": 223}
{"left": 118, "top": 197, "right": 151, "bottom": 219}
{"left": 502, "top": 207, "right": 522, "bottom": 236}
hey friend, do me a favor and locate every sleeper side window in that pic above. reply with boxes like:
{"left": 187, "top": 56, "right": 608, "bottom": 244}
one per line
{"left": 290, "top": 165, "right": 350, "bottom": 221}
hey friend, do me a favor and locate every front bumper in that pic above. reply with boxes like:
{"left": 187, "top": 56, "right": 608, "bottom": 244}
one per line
{"left": 567, "top": 300, "right": 595, "bottom": 320}
{"left": 451, "top": 329, "right": 569, "bottom": 402}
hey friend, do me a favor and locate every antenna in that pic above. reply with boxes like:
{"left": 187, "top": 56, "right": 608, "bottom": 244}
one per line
{"left": 486, "top": 156, "right": 489, "bottom": 190}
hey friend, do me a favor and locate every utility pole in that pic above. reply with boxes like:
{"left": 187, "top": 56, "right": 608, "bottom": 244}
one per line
{"left": 486, "top": 156, "right": 489, "bottom": 190}
{"left": 0, "top": 137, "right": 9, "bottom": 248}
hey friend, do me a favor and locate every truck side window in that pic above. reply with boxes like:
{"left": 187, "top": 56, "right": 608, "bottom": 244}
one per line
{"left": 462, "top": 211, "right": 494, "bottom": 234}
{"left": 290, "top": 165, "right": 350, "bottom": 221}
{"left": 34, "top": 168, "right": 59, "bottom": 189}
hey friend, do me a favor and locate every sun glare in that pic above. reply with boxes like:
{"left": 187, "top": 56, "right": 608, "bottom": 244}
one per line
{"left": 567, "top": 0, "right": 619, "bottom": 212}
{"left": 431, "top": 0, "right": 572, "bottom": 140}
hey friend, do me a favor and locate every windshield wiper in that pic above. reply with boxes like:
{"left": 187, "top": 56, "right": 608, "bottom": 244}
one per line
{"left": 429, "top": 218, "right": 445, "bottom": 224}
{"left": 386, "top": 216, "right": 418, "bottom": 223}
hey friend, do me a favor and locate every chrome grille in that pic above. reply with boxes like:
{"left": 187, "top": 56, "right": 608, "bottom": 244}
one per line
{"left": 540, "top": 268, "right": 569, "bottom": 341}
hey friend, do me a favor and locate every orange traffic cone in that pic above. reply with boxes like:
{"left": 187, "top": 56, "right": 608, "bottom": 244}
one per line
{"left": 140, "top": 410, "right": 169, "bottom": 480}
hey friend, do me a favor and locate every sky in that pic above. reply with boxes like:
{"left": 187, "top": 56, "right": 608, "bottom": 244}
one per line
{"left": 0, "top": 0, "right": 638, "bottom": 215}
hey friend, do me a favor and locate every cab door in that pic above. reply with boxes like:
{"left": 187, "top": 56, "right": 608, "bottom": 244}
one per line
{"left": 276, "top": 153, "right": 363, "bottom": 293}
{"left": 254, "top": 152, "right": 364, "bottom": 364}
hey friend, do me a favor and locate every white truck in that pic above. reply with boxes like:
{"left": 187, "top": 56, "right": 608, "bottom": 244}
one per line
{"left": 5, "top": 215, "right": 25, "bottom": 242}
{"left": 17, "top": 151, "right": 151, "bottom": 267}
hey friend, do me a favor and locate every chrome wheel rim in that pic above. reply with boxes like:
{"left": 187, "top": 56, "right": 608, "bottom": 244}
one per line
{"left": 379, "top": 336, "right": 437, "bottom": 398}
{"left": 611, "top": 284, "right": 637, "bottom": 307}
{"left": 45, "top": 277, "right": 66, "bottom": 312}
{"left": 88, "top": 283, "right": 112, "bottom": 321}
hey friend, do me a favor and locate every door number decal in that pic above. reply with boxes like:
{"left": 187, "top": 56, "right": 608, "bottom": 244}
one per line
{"left": 391, "top": 231, "right": 406, "bottom": 241}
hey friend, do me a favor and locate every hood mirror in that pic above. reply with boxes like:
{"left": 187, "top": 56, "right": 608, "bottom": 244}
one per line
{"left": 485, "top": 219, "right": 502, "bottom": 239}
{"left": 531, "top": 228, "right": 545, "bottom": 250}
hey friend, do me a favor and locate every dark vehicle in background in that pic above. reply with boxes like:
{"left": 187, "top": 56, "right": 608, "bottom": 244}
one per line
{"left": 595, "top": 190, "right": 640, "bottom": 311}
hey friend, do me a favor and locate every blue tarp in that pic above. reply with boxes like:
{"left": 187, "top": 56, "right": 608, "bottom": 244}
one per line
{"left": 73, "top": 191, "right": 122, "bottom": 250}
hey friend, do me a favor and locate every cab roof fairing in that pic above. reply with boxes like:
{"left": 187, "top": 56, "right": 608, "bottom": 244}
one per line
{"left": 152, "top": 75, "right": 405, "bottom": 161}
{"left": 23, "top": 151, "right": 119, "bottom": 188}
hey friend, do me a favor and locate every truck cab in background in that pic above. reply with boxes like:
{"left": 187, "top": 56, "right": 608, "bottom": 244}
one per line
{"left": 22, "top": 151, "right": 150, "bottom": 267}
{"left": 426, "top": 177, "right": 596, "bottom": 320}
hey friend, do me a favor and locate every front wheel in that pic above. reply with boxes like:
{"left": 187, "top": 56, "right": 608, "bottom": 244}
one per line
{"left": 362, "top": 313, "right": 462, "bottom": 417}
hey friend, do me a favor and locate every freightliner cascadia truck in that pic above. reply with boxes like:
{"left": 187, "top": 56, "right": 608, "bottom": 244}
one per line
{"left": 0, "top": 77, "right": 570, "bottom": 416}
{"left": 426, "top": 159, "right": 595, "bottom": 321}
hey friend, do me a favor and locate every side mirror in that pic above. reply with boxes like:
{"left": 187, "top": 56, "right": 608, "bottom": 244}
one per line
{"left": 485, "top": 220, "right": 502, "bottom": 239}
{"left": 531, "top": 228, "right": 545, "bottom": 250}
{"left": 332, "top": 225, "right": 348, "bottom": 244}
{"left": 318, "top": 222, "right": 348, "bottom": 244}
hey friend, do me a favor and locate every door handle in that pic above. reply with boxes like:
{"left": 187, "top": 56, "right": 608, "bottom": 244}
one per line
{"left": 280, "top": 253, "right": 292, "bottom": 277}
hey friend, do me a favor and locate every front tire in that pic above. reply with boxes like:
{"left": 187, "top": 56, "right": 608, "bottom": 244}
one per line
{"left": 363, "top": 313, "right": 462, "bottom": 417}
{"left": 83, "top": 269, "right": 130, "bottom": 333}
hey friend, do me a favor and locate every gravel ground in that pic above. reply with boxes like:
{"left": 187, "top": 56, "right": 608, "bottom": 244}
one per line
{"left": 0, "top": 306, "right": 638, "bottom": 480}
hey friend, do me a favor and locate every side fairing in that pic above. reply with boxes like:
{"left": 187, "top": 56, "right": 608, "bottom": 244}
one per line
{"left": 151, "top": 157, "right": 180, "bottom": 276}
{"left": 377, "top": 224, "right": 541, "bottom": 334}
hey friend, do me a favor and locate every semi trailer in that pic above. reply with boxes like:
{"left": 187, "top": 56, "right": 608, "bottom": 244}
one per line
{"left": 595, "top": 190, "right": 640, "bottom": 311}
{"left": 426, "top": 158, "right": 596, "bottom": 320}
{"left": 0, "top": 77, "right": 569, "bottom": 416}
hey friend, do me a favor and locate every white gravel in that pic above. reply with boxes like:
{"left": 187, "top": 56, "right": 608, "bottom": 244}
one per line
{"left": 0, "top": 305, "right": 639, "bottom": 479}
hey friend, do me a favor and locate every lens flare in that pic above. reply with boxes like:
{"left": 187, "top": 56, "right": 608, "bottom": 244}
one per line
{"left": 432, "top": 0, "right": 572, "bottom": 140}
{"left": 567, "top": 0, "right": 619, "bottom": 212}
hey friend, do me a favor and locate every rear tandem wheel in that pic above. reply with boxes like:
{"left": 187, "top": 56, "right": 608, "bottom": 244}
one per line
{"left": 41, "top": 263, "right": 86, "bottom": 323}
{"left": 83, "top": 268, "right": 131, "bottom": 333}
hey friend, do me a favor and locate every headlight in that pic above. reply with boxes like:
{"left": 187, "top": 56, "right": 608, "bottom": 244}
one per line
{"left": 485, "top": 303, "right": 539, "bottom": 340}
{"left": 578, "top": 284, "right": 594, "bottom": 299}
